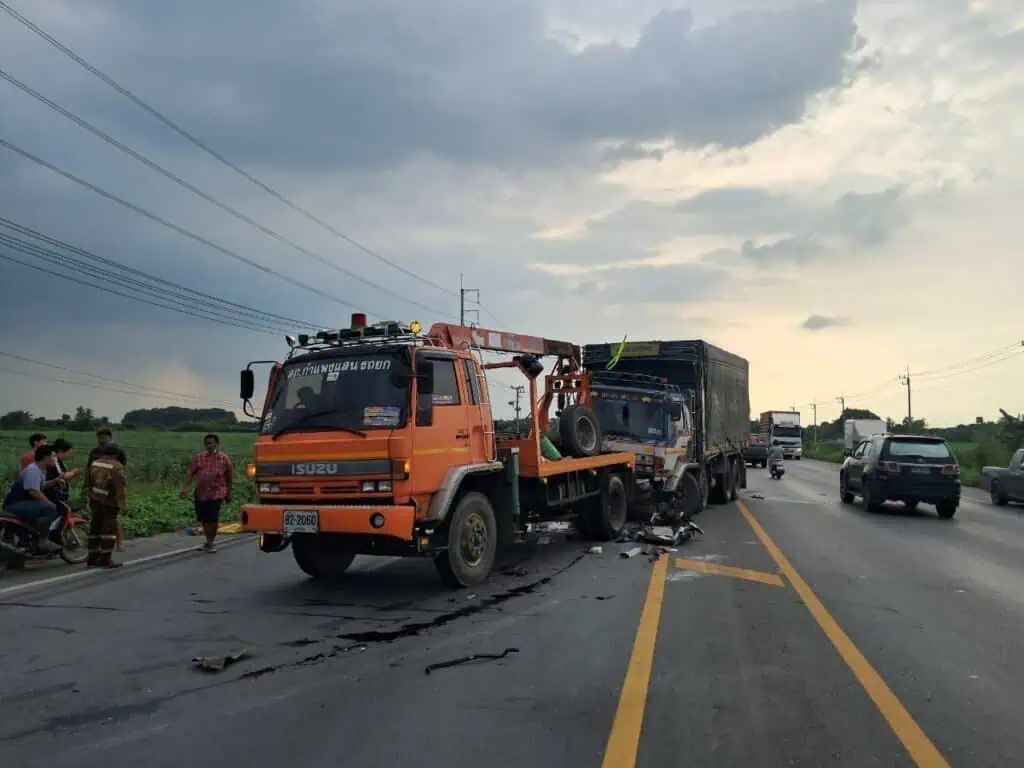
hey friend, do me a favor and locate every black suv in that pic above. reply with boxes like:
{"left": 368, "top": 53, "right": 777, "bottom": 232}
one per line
{"left": 840, "top": 434, "right": 960, "bottom": 518}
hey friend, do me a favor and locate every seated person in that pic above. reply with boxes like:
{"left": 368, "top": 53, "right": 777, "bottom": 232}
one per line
{"left": 3, "top": 444, "right": 65, "bottom": 552}
{"left": 46, "top": 438, "right": 82, "bottom": 507}
{"left": 767, "top": 444, "right": 785, "bottom": 465}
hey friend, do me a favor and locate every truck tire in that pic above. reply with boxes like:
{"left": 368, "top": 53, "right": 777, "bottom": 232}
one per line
{"left": 990, "top": 481, "right": 1008, "bottom": 506}
{"left": 292, "top": 535, "right": 357, "bottom": 580}
{"left": 434, "top": 492, "right": 498, "bottom": 588}
{"left": 710, "top": 464, "right": 731, "bottom": 505}
{"left": 559, "top": 405, "right": 602, "bottom": 458}
{"left": 581, "top": 474, "right": 628, "bottom": 541}
{"left": 680, "top": 471, "right": 703, "bottom": 519}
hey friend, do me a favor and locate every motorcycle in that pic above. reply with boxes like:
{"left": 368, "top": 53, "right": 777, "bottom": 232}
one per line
{"left": 769, "top": 459, "right": 785, "bottom": 480}
{"left": 0, "top": 501, "right": 89, "bottom": 575}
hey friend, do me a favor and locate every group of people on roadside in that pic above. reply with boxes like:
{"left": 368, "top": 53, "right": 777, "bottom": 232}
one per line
{"left": 3, "top": 427, "right": 235, "bottom": 567}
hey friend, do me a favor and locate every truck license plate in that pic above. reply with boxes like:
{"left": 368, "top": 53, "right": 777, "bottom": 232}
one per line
{"left": 283, "top": 509, "right": 319, "bottom": 534}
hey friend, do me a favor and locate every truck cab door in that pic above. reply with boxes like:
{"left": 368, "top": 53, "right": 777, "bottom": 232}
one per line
{"left": 1011, "top": 450, "right": 1024, "bottom": 497}
{"left": 411, "top": 353, "right": 469, "bottom": 499}
{"left": 460, "top": 358, "right": 493, "bottom": 462}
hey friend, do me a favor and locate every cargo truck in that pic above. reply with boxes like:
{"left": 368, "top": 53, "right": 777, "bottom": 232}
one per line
{"left": 759, "top": 410, "right": 802, "bottom": 459}
{"left": 843, "top": 418, "right": 887, "bottom": 453}
{"left": 582, "top": 340, "right": 749, "bottom": 508}
{"left": 238, "top": 315, "right": 635, "bottom": 588}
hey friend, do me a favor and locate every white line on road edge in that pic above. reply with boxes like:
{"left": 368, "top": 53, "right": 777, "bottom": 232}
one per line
{"left": 0, "top": 534, "right": 256, "bottom": 597}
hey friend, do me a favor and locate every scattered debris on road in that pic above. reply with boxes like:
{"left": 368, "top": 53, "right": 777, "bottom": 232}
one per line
{"left": 192, "top": 648, "right": 249, "bottom": 673}
{"left": 502, "top": 566, "right": 529, "bottom": 577}
{"left": 424, "top": 647, "right": 520, "bottom": 675}
{"left": 587, "top": 545, "right": 603, "bottom": 555}
{"left": 594, "top": 594, "right": 616, "bottom": 601}
{"left": 621, "top": 547, "right": 643, "bottom": 559}
{"left": 749, "top": 493, "right": 765, "bottom": 500}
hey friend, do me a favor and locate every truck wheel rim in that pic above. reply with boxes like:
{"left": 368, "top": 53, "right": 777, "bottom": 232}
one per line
{"left": 460, "top": 512, "right": 487, "bottom": 567}
{"left": 575, "top": 416, "right": 597, "bottom": 453}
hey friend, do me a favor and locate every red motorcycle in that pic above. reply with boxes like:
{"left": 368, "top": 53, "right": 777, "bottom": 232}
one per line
{"left": 0, "top": 501, "right": 89, "bottom": 574}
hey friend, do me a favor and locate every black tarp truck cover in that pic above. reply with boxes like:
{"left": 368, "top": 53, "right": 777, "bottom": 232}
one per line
{"left": 582, "top": 340, "right": 750, "bottom": 461}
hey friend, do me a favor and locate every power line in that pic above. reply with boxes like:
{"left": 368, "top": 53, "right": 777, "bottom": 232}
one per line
{"left": 0, "top": 368, "right": 236, "bottom": 408}
{"left": 0, "top": 137, "right": 377, "bottom": 318}
{"left": 0, "top": 217, "right": 322, "bottom": 331}
{"left": 0, "top": 350, "right": 235, "bottom": 407}
{"left": 0, "top": 68, "right": 454, "bottom": 320}
{"left": 913, "top": 342, "right": 1021, "bottom": 377}
{"left": 0, "top": 234, "right": 295, "bottom": 335}
{"left": 0, "top": 0, "right": 458, "bottom": 300}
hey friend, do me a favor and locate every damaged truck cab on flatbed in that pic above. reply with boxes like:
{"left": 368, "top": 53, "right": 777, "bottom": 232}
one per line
{"left": 239, "top": 315, "right": 634, "bottom": 588}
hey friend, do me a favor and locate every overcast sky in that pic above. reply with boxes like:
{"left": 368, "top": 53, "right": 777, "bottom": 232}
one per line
{"left": 0, "top": 0, "right": 1021, "bottom": 427}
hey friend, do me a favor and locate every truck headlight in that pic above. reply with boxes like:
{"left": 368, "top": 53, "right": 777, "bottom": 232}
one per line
{"left": 258, "top": 482, "right": 280, "bottom": 493}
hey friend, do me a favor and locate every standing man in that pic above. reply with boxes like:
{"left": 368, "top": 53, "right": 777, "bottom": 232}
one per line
{"left": 85, "top": 427, "right": 127, "bottom": 551}
{"left": 86, "top": 443, "right": 127, "bottom": 569}
{"left": 4, "top": 444, "right": 64, "bottom": 552}
{"left": 180, "top": 434, "right": 233, "bottom": 553}
{"left": 19, "top": 433, "right": 47, "bottom": 471}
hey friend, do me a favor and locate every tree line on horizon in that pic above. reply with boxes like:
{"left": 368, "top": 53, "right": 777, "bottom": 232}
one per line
{"left": 0, "top": 406, "right": 257, "bottom": 433}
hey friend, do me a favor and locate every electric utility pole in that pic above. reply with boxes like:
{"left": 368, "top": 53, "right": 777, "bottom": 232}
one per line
{"left": 836, "top": 394, "right": 846, "bottom": 419}
{"left": 810, "top": 399, "right": 818, "bottom": 444}
{"left": 459, "top": 273, "right": 480, "bottom": 327}
{"left": 899, "top": 366, "right": 912, "bottom": 433}
{"left": 509, "top": 385, "right": 524, "bottom": 434}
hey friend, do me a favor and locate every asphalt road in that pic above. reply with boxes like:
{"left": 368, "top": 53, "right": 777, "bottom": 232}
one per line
{"left": 1, "top": 460, "right": 1022, "bottom": 767}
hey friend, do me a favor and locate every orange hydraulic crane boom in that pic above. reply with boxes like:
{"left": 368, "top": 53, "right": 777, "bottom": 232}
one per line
{"left": 426, "top": 323, "right": 579, "bottom": 360}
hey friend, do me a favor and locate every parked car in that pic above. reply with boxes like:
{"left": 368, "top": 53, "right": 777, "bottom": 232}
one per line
{"left": 839, "top": 434, "right": 960, "bottom": 518}
{"left": 982, "top": 448, "right": 1024, "bottom": 505}
{"left": 743, "top": 434, "right": 768, "bottom": 467}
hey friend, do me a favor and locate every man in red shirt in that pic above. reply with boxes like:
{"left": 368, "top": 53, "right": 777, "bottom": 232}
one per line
{"left": 19, "top": 433, "right": 47, "bottom": 471}
{"left": 180, "top": 434, "right": 233, "bottom": 553}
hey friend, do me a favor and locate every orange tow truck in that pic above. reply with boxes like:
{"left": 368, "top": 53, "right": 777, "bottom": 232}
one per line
{"left": 239, "top": 314, "right": 635, "bottom": 587}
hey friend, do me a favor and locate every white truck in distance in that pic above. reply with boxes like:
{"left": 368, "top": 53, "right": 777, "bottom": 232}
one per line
{"left": 759, "top": 411, "right": 802, "bottom": 459}
{"left": 844, "top": 419, "right": 887, "bottom": 452}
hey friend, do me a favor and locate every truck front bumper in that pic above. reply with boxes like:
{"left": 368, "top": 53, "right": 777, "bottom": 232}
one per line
{"left": 242, "top": 503, "right": 416, "bottom": 541}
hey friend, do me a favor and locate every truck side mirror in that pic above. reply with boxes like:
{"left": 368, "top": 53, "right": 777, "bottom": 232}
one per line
{"left": 842, "top": 448, "right": 852, "bottom": 457}
{"left": 240, "top": 369, "right": 255, "bottom": 400}
{"left": 669, "top": 403, "right": 683, "bottom": 421}
{"left": 415, "top": 361, "right": 435, "bottom": 427}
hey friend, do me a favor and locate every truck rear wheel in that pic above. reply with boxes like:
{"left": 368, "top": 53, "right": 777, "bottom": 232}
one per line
{"left": 559, "top": 405, "right": 602, "bottom": 458}
{"left": 292, "top": 535, "right": 357, "bottom": 581}
{"left": 580, "top": 474, "right": 628, "bottom": 541}
{"left": 435, "top": 492, "right": 498, "bottom": 588}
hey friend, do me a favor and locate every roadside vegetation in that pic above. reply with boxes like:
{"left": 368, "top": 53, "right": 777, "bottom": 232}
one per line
{"left": 2, "top": 429, "right": 255, "bottom": 538}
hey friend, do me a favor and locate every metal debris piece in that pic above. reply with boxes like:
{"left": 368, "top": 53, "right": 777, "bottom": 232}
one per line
{"left": 621, "top": 546, "right": 643, "bottom": 559}
{"left": 424, "top": 647, "right": 520, "bottom": 675}
{"left": 587, "top": 546, "right": 603, "bottom": 555}
{"left": 192, "top": 648, "right": 249, "bottom": 673}
{"left": 503, "top": 566, "right": 529, "bottom": 578}
{"left": 750, "top": 493, "right": 765, "bottom": 500}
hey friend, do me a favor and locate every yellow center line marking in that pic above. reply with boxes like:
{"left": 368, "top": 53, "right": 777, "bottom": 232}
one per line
{"left": 736, "top": 500, "right": 950, "bottom": 768}
{"left": 674, "top": 557, "right": 785, "bottom": 587}
{"left": 601, "top": 554, "right": 668, "bottom": 768}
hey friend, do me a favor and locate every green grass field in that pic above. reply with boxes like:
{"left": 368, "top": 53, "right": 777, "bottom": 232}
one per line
{"left": 2, "top": 430, "right": 256, "bottom": 538}
{"left": 801, "top": 440, "right": 1015, "bottom": 487}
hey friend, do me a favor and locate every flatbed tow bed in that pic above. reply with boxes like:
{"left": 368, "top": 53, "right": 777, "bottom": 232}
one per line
{"left": 239, "top": 316, "right": 635, "bottom": 587}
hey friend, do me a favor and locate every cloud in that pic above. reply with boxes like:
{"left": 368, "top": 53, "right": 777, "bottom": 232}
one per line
{"left": 0, "top": 0, "right": 1022, "bottom": 429}
{"left": 799, "top": 314, "right": 850, "bottom": 331}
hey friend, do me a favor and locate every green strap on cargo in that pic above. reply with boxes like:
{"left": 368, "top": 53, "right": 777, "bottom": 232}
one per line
{"left": 606, "top": 336, "right": 627, "bottom": 370}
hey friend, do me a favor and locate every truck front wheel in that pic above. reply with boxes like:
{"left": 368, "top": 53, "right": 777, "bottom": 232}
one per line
{"left": 292, "top": 534, "right": 357, "bottom": 580}
{"left": 435, "top": 492, "right": 498, "bottom": 588}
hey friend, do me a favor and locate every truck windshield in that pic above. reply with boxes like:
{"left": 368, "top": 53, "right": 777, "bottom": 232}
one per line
{"left": 261, "top": 350, "right": 411, "bottom": 435}
{"left": 773, "top": 426, "right": 801, "bottom": 438}
{"left": 592, "top": 397, "right": 670, "bottom": 441}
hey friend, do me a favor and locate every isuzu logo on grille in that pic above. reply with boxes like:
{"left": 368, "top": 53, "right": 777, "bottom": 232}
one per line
{"left": 292, "top": 462, "right": 341, "bottom": 476}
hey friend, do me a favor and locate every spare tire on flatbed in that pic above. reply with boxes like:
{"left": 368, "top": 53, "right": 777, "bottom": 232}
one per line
{"left": 559, "top": 404, "right": 602, "bottom": 458}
